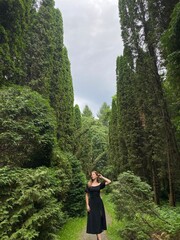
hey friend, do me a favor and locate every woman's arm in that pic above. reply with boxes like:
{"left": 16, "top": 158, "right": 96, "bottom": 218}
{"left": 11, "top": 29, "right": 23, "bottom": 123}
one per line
{"left": 99, "top": 175, "right": 111, "bottom": 185}
{"left": 85, "top": 193, "right": 90, "bottom": 212}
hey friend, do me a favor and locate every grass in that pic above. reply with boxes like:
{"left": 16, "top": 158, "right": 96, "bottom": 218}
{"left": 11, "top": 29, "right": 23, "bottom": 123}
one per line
{"left": 56, "top": 194, "right": 123, "bottom": 240}
{"left": 56, "top": 216, "right": 86, "bottom": 240}
{"left": 103, "top": 194, "right": 123, "bottom": 240}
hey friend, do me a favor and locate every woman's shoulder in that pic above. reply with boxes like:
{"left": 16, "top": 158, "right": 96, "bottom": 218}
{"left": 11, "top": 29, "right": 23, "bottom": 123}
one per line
{"left": 100, "top": 181, "right": 106, "bottom": 189}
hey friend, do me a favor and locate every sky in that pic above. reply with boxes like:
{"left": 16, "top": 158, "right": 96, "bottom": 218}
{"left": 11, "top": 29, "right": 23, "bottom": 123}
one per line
{"left": 55, "top": 0, "right": 124, "bottom": 116}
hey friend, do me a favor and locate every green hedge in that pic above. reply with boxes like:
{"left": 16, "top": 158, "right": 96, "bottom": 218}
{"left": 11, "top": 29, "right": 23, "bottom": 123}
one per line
{"left": 0, "top": 166, "right": 71, "bottom": 240}
{"left": 0, "top": 86, "right": 57, "bottom": 168}
{"left": 112, "top": 171, "right": 180, "bottom": 240}
{"left": 63, "top": 154, "right": 86, "bottom": 217}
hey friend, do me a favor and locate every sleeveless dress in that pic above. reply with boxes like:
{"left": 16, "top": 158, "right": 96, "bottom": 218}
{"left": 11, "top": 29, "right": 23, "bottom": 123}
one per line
{"left": 85, "top": 182, "right": 107, "bottom": 234}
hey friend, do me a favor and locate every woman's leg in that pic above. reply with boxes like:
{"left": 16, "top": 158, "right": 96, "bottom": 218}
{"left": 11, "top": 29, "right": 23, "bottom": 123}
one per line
{"left": 96, "top": 233, "right": 102, "bottom": 240}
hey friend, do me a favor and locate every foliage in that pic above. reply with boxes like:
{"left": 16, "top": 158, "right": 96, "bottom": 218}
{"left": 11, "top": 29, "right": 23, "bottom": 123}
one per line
{"left": 73, "top": 104, "right": 82, "bottom": 155}
{"left": 0, "top": 1, "right": 84, "bottom": 239}
{"left": 24, "top": 0, "right": 56, "bottom": 97}
{"left": 54, "top": 47, "right": 74, "bottom": 152}
{"left": 109, "top": 0, "right": 180, "bottom": 205}
{"left": 76, "top": 114, "right": 108, "bottom": 176}
{"left": 0, "top": 0, "right": 75, "bottom": 153}
{"left": 0, "top": 0, "right": 33, "bottom": 85}
{"left": 161, "top": 2, "right": 180, "bottom": 94}
{"left": 162, "top": 2, "right": 180, "bottom": 154}
{"left": 112, "top": 171, "right": 180, "bottom": 240}
{"left": 51, "top": 147, "right": 72, "bottom": 172}
{"left": 97, "top": 102, "right": 111, "bottom": 127}
{"left": 163, "top": 81, "right": 180, "bottom": 152}
{"left": 82, "top": 105, "right": 94, "bottom": 118}
{"left": 108, "top": 97, "right": 122, "bottom": 180}
{"left": 0, "top": 25, "right": 13, "bottom": 86}
{"left": 103, "top": 194, "right": 123, "bottom": 240}
{"left": 0, "top": 86, "right": 57, "bottom": 168}
{"left": 0, "top": 166, "right": 71, "bottom": 240}
{"left": 74, "top": 104, "right": 82, "bottom": 130}
{"left": 63, "top": 154, "right": 86, "bottom": 217}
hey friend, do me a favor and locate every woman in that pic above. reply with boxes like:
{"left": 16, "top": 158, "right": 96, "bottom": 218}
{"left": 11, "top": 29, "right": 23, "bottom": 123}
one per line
{"left": 85, "top": 171, "right": 111, "bottom": 240}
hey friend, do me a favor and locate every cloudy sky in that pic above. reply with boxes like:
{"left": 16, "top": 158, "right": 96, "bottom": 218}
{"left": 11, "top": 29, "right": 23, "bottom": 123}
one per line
{"left": 55, "top": 0, "right": 124, "bottom": 116}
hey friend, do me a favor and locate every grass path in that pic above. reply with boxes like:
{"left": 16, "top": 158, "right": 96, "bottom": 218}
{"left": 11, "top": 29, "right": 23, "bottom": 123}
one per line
{"left": 57, "top": 194, "right": 121, "bottom": 240}
{"left": 81, "top": 206, "right": 111, "bottom": 240}
{"left": 56, "top": 217, "right": 86, "bottom": 240}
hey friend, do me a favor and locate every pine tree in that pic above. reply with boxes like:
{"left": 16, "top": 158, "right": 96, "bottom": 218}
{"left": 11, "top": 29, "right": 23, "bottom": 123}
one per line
{"left": 108, "top": 97, "right": 125, "bottom": 179}
{"left": 24, "top": 0, "right": 55, "bottom": 98}
{"left": 74, "top": 104, "right": 82, "bottom": 130}
{"left": 54, "top": 46, "right": 74, "bottom": 152}
{"left": 113, "top": 0, "right": 180, "bottom": 205}
{"left": 0, "top": 0, "right": 34, "bottom": 85}
{"left": 82, "top": 105, "right": 94, "bottom": 118}
{"left": 97, "top": 102, "right": 111, "bottom": 126}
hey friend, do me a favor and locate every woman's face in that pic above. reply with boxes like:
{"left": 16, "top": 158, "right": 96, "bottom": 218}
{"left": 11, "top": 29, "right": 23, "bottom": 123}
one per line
{"left": 91, "top": 171, "right": 98, "bottom": 180}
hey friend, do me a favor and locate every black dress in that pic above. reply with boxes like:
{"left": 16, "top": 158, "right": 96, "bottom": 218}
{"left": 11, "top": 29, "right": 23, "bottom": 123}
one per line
{"left": 85, "top": 182, "right": 107, "bottom": 234}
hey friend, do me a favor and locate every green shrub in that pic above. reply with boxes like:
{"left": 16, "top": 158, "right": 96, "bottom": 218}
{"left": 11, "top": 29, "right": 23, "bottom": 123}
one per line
{"left": 48, "top": 148, "right": 86, "bottom": 217}
{"left": 63, "top": 154, "right": 86, "bottom": 217}
{"left": 112, "top": 171, "right": 180, "bottom": 240}
{"left": 0, "top": 86, "right": 57, "bottom": 167}
{"left": 0, "top": 166, "right": 71, "bottom": 240}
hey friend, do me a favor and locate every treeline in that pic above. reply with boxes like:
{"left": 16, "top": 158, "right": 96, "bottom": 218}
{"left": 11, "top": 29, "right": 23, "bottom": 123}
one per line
{"left": 0, "top": 0, "right": 86, "bottom": 239}
{"left": 109, "top": 0, "right": 180, "bottom": 206}
{"left": 73, "top": 104, "right": 110, "bottom": 176}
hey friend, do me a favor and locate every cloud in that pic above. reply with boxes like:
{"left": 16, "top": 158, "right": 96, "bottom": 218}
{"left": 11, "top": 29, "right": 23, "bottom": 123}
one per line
{"left": 55, "top": 0, "right": 124, "bottom": 116}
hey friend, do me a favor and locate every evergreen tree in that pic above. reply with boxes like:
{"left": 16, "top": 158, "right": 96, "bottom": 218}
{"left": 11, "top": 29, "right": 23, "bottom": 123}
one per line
{"left": 63, "top": 154, "right": 86, "bottom": 217}
{"left": 112, "top": 0, "right": 180, "bottom": 205}
{"left": 97, "top": 102, "right": 111, "bottom": 126}
{"left": 0, "top": 166, "right": 71, "bottom": 240}
{"left": 73, "top": 104, "right": 82, "bottom": 155}
{"left": 24, "top": 0, "right": 55, "bottom": 98}
{"left": 0, "top": 0, "right": 34, "bottom": 85}
{"left": 108, "top": 97, "right": 125, "bottom": 179}
{"left": 0, "top": 86, "right": 57, "bottom": 168}
{"left": 54, "top": 46, "right": 74, "bottom": 152}
{"left": 161, "top": 2, "right": 180, "bottom": 197}
{"left": 75, "top": 113, "right": 109, "bottom": 177}
{"left": 162, "top": 2, "right": 180, "bottom": 97}
{"left": 116, "top": 56, "right": 148, "bottom": 181}
{"left": 0, "top": 25, "right": 12, "bottom": 86}
{"left": 74, "top": 104, "right": 82, "bottom": 130}
{"left": 82, "top": 105, "right": 94, "bottom": 118}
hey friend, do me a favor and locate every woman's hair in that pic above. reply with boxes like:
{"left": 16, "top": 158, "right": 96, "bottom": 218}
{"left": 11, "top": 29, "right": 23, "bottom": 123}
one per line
{"left": 88, "top": 171, "right": 100, "bottom": 187}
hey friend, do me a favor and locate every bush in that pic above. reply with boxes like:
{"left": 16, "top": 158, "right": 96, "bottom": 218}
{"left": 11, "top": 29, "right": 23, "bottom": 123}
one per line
{"left": 51, "top": 148, "right": 87, "bottom": 217}
{"left": 0, "top": 86, "right": 57, "bottom": 167}
{"left": 112, "top": 171, "right": 180, "bottom": 240}
{"left": 0, "top": 166, "right": 71, "bottom": 240}
{"left": 63, "top": 154, "right": 86, "bottom": 217}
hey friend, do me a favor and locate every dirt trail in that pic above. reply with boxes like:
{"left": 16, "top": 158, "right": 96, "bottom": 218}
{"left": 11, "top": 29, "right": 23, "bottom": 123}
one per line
{"left": 80, "top": 211, "right": 112, "bottom": 240}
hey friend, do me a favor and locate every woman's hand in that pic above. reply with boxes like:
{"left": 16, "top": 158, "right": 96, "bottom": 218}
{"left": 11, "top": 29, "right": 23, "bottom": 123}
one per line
{"left": 98, "top": 173, "right": 103, "bottom": 178}
{"left": 86, "top": 204, "right": 90, "bottom": 212}
{"left": 98, "top": 174, "right": 111, "bottom": 185}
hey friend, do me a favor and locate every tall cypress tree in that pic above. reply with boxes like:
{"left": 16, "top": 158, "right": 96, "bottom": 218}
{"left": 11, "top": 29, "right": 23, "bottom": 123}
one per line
{"left": 1, "top": 0, "right": 75, "bottom": 154}
{"left": 24, "top": 0, "right": 55, "bottom": 98}
{"left": 116, "top": 56, "right": 148, "bottom": 180}
{"left": 97, "top": 102, "right": 110, "bottom": 127}
{"left": 109, "top": 97, "right": 124, "bottom": 179}
{"left": 24, "top": 1, "right": 74, "bottom": 152}
{"left": 54, "top": 46, "right": 74, "bottom": 152}
{"left": 113, "top": 0, "right": 180, "bottom": 205}
{"left": 82, "top": 105, "right": 94, "bottom": 118}
{"left": 74, "top": 104, "right": 82, "bottom": 130}
{"left": 73, "top": 104, "right": 82, "bottom": 155}
{"left": 0, "top": 0, "right": 34, "bottom": 85}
